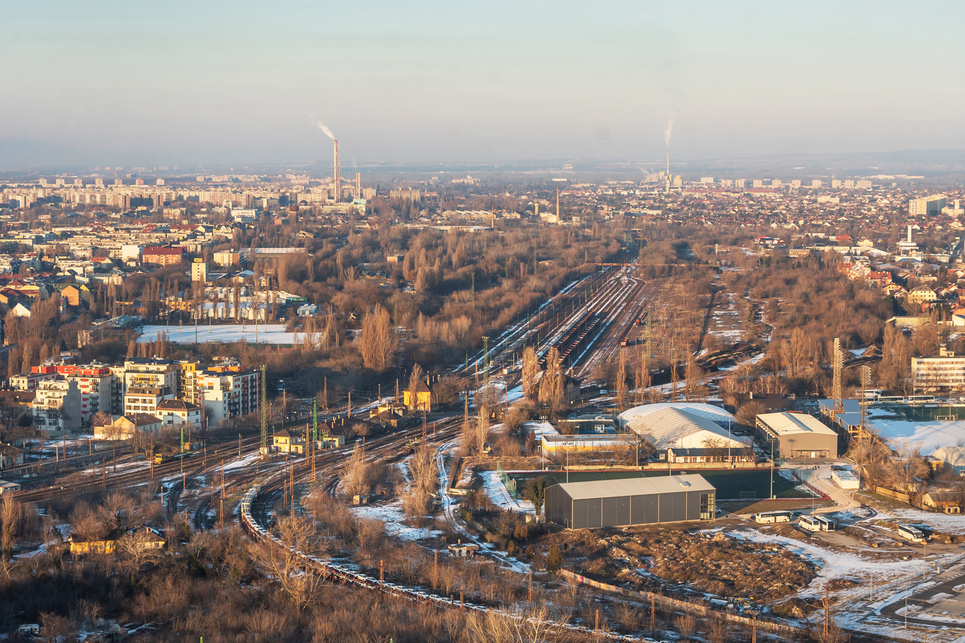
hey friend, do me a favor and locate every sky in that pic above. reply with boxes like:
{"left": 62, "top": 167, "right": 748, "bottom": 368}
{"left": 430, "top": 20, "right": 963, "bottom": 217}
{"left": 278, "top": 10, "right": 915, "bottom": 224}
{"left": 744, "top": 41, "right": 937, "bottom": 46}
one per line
{"left": 2, "top": 1, "right": 963, "bottom": 169}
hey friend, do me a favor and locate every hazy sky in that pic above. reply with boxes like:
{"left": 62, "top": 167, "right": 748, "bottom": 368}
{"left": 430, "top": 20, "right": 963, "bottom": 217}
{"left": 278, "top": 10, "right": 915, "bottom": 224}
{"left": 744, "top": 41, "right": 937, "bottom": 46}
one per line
{"left": 2, "top": 0, "right": 963, "bottom": 169}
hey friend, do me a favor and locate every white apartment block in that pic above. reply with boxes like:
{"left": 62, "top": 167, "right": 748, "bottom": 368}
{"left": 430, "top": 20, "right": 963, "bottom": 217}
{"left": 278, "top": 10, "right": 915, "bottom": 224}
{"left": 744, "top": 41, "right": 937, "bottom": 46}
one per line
{"left": 33, "top": 380, "right": 82, "bottom": 433}
{"left": 912, "top": 348, "right": 965, "bottom": 390}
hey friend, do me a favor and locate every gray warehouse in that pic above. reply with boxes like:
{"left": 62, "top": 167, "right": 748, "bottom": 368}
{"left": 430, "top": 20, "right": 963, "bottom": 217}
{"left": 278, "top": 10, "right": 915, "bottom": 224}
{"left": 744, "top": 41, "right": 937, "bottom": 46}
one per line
{"left": 544, "top": 474, "right": 716, "bottom": 529}
{"left": 755, "top": 412, "right": 838, "bottom": 460}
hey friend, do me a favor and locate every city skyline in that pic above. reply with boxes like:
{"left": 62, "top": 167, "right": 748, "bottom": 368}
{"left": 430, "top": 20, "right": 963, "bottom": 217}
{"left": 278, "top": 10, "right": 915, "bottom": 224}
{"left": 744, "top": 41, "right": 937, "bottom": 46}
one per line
{"left": 2, "top": 0, "right": 963, "bottom": 170}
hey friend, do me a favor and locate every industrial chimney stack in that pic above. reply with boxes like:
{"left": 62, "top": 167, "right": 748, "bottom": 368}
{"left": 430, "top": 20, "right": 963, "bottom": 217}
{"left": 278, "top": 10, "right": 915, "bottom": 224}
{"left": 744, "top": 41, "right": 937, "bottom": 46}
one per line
{"left": 355, "top": 172, "right": 361, "bottom": 200}
{"left": 666, "top": 152, "right": 671, "bottom": 193}
{"left": 333, "top": 140, "right": 340, "bottom": 202}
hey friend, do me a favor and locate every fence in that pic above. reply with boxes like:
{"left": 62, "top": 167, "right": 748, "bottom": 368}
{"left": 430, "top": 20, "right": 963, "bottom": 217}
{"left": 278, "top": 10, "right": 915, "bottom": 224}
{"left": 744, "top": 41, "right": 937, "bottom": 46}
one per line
{"left": 495, "top": 462, "right": 518, "bottom": 499}
{"left": 559, "top": 569, "right": 800, "bottom": 637}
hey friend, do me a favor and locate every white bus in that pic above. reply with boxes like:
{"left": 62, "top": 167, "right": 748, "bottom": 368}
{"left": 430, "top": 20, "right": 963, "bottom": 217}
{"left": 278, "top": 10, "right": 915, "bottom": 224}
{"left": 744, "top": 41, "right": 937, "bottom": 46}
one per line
{"left": 799, "top": 515, "right": 835, "bottom": 532}
{"left": 752, "top": 511, "right": 792, "bottom": 524}
{"left": 897, "top": 525, "right": 927, "bottom": 543}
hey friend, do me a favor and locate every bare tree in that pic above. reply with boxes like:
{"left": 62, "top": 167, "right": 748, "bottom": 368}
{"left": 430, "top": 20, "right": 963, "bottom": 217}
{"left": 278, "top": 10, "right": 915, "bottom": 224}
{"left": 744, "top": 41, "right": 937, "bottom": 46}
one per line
{"left": 260, "top": 516, "right": 324, "bottom": 611}
{"left": 358, "top": 304, "right": 397, "bottom": 372}
{"left": 521, "top": 346, "right": 539, "bottom": 401}
{"left": 614, "top": 349, "right": 627, "bottom": 412}
{"left": 407, "top": 363, "right": 425, "bottom": 410}
{"left": 0, "top": 494, "right": 21, "bottom": 560}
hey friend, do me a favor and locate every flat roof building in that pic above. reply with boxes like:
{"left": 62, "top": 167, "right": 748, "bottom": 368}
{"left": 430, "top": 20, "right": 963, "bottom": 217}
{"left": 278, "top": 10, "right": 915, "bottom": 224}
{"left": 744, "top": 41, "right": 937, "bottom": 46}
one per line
{"left": 756, "top": 412, "right": 838, "bottom": 460}
{"left": 545, "top": 474, "right": 715, "bottom": 529}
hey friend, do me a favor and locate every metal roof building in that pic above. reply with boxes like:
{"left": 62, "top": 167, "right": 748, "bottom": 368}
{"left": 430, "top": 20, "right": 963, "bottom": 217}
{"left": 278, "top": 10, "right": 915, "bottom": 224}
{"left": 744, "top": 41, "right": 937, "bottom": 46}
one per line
{"left": 545, "top": 474, "right": 716, "bottom": 529}
{"left": 756, "top": 412, "right": 838, "bottom": 459}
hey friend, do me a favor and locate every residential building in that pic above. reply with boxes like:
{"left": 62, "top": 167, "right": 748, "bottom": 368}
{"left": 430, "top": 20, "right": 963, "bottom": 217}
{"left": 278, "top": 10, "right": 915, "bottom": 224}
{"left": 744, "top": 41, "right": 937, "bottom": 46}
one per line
{"left": 193, "top": 365, "right": 260, "bottom": 426}
{"left": 142, "top": 246, "right": 183, "bottom": 266}
{"left": 404, "top": 380, "right": 432, "bottom": 412}
{"left": 124, "top": 387, "right": 169, "bottom": 415}
{"left": 273, "top": 429, "right": 305, "bottom": 454}
{"left": 33, "top": 379, "right": 82, "bottom": 433}
{"left": 912, "top": 348, "right": 965, "bottom": 390}
{"left": 94, "top": 413, "right": 163, "bottom": 440}
{"left": 155, "top": 399, "right": 201, "bottom": 428}
{"left": 909, "top": 195, "right": 947, "bottom": 216}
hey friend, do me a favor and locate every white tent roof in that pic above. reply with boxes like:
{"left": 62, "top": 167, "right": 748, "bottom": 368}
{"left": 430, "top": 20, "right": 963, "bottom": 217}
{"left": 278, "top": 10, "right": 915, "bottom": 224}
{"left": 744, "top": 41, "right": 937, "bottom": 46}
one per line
{"left": 620, "top": 407, "right": 748, "bottom": 450}
{"left": 618, "top": 403, "right": 734, "bottom": 428}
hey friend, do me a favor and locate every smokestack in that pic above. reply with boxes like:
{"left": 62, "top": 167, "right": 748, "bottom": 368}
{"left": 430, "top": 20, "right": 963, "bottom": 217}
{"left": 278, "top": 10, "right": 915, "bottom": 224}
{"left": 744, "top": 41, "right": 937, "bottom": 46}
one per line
{"left": 333, "top": 140, "right": 340, "bottom": 202}
{"left": 907, "top": 224, "right": 912, "bottom": 244}
{"left": 355, "top": 172, "right": 361, "bottom": 200}
{"left": 666, "top": 151, "right": 671, "bottom": 193}
{"left": 556, "top": 187, "right": 560, "bottom": 219}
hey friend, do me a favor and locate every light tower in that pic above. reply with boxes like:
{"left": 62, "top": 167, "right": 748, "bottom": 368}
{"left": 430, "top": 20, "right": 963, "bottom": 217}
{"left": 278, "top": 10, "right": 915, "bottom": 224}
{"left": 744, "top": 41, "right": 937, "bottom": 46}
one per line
{"left": 333, "top": 140, "right": 340, "bottom": 202}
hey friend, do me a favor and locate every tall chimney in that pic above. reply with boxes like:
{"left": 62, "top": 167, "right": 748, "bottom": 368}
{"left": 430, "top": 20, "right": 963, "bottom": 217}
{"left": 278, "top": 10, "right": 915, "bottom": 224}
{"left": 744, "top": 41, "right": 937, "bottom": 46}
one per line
{"left": 907, "top": 224, "right": 912, "bottom": 244}
{"left": 556, "top": 187, "right": 560, "bottom": 219}
{"left": 355, "top": 172, "right": 361, "bottom": 200}
{"left": 333, "top": 140, "right": 340, "bottom": 202}
{"left": 666, "top": 151, "right": 671, "bottom": 192}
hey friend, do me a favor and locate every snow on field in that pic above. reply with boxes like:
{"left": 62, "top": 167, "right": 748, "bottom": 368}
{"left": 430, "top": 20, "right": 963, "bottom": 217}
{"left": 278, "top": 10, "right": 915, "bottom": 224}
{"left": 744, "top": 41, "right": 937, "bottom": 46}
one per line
{"left": 138, "top": 324, "right": 309, "bottom": 345}
{"left": 722, "top": 528, "right": 934, "bottom": 596}
{"left": 717, "top": 352, "right": 765, "bottom": 372}
{"left": 524, "top": 421, "right": 559, "bottom": 439}
{"left": 479, "top": 471, "right": 535, "bottom": 515}
{"left": 875, "top": 507, "right": 965, "bottom": 535}
{"left": 867, "top": 409, "right": 965, "bottom": 456}
{"left": 350, "top": 503, "right": 443, "bottom": 541}
{"left": 222, "top": 451, "right": 262, "bottom": 473}
{"left": 83, "top": 459, "right": 151, "bottom": 475}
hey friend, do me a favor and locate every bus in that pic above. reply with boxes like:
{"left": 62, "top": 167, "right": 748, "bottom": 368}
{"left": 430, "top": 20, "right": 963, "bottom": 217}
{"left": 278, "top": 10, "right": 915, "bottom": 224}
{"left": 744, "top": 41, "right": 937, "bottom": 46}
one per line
{"left": 897, "top": 524, "right": 927, "bottom": 543}
{"left": 752, "top": 511, "right": 792, "bottom": 524}
{"left": 799, "top": 515, "right": 835, "bottom": 532}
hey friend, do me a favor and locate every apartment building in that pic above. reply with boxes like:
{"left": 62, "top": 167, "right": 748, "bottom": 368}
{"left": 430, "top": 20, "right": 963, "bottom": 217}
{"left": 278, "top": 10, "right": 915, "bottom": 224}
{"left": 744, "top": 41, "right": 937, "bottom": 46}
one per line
{"left": 33, "top": 379, "right": 82, "bottom": 433}
{"left": 912, "top": 347, "right": 965, "bottom": 391}
{"left": 192, "top": 365, "right": 260, "bottom": 427}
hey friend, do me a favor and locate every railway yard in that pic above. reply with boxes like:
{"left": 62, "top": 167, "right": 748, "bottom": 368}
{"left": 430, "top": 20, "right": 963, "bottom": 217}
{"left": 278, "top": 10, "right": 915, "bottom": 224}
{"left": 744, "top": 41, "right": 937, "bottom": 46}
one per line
{"left": 4, "top": 266, "right": 965, "bottom": 642}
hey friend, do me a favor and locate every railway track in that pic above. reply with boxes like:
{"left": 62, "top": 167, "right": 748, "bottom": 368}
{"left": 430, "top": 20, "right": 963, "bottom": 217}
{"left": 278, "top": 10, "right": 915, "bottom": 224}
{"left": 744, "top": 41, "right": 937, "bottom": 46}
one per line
{"left": 237, "top": 422, "right": 643, "bottom": 642}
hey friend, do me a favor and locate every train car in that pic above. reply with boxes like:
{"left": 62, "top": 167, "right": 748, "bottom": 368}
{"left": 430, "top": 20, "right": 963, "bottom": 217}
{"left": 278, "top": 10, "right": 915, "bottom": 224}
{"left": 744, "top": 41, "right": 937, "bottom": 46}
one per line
{"left": 154, "top": 451, "right": 195, "bottom": 465}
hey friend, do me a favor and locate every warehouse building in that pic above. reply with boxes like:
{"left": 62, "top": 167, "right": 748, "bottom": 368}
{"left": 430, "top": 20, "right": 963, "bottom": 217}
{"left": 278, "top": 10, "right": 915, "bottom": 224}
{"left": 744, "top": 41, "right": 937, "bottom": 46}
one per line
{"left": 756, "top": 412, "right": 838, "bottom": 460}
{"left": 545, "top": 474, "right": 716, "bottom": 529}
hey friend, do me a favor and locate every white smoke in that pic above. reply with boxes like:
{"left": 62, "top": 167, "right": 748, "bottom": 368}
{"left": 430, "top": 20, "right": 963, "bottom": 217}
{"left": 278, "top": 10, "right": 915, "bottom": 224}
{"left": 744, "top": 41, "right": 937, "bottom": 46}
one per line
{"left": 664, "top": 115, "right": 675, "bottom": 148}
{"left": 316, "top": 122, "right": 336, "bottom": 140}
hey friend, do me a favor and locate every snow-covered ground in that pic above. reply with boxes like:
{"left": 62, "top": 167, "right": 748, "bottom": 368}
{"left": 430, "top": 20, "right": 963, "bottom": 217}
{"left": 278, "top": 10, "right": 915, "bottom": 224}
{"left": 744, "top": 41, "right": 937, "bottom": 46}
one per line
{"left": 479, "top": 470, "right": 535, "bottom": 515}
{"left": 524, "top": 420, "right": 559, "bottom": 439}
{"left": 874, "top": 506, "right": 965, "bottom": 536}
{"left": 722, "top": 527, "right": 940, "bottom": 597}
{"left": 350, "top": 502, "right": 443, "bottom": 542}
{"left": 221, "top": 451, "right": 262, "bottom": 473}
{"left": 867, "top": 408, "right": 965, "bottom": 456}
{"left": 139, "top": 324, "right": 309, "bottom": 345}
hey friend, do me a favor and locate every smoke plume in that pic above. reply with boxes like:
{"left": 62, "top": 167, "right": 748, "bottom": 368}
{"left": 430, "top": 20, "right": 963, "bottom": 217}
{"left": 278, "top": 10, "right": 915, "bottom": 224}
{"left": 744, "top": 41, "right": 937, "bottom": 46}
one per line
{"left": 664, "top": 116, "right": 675, "bottom": 148}
{"left": 317, "top": 122, "right": 336, "bottom": 140}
